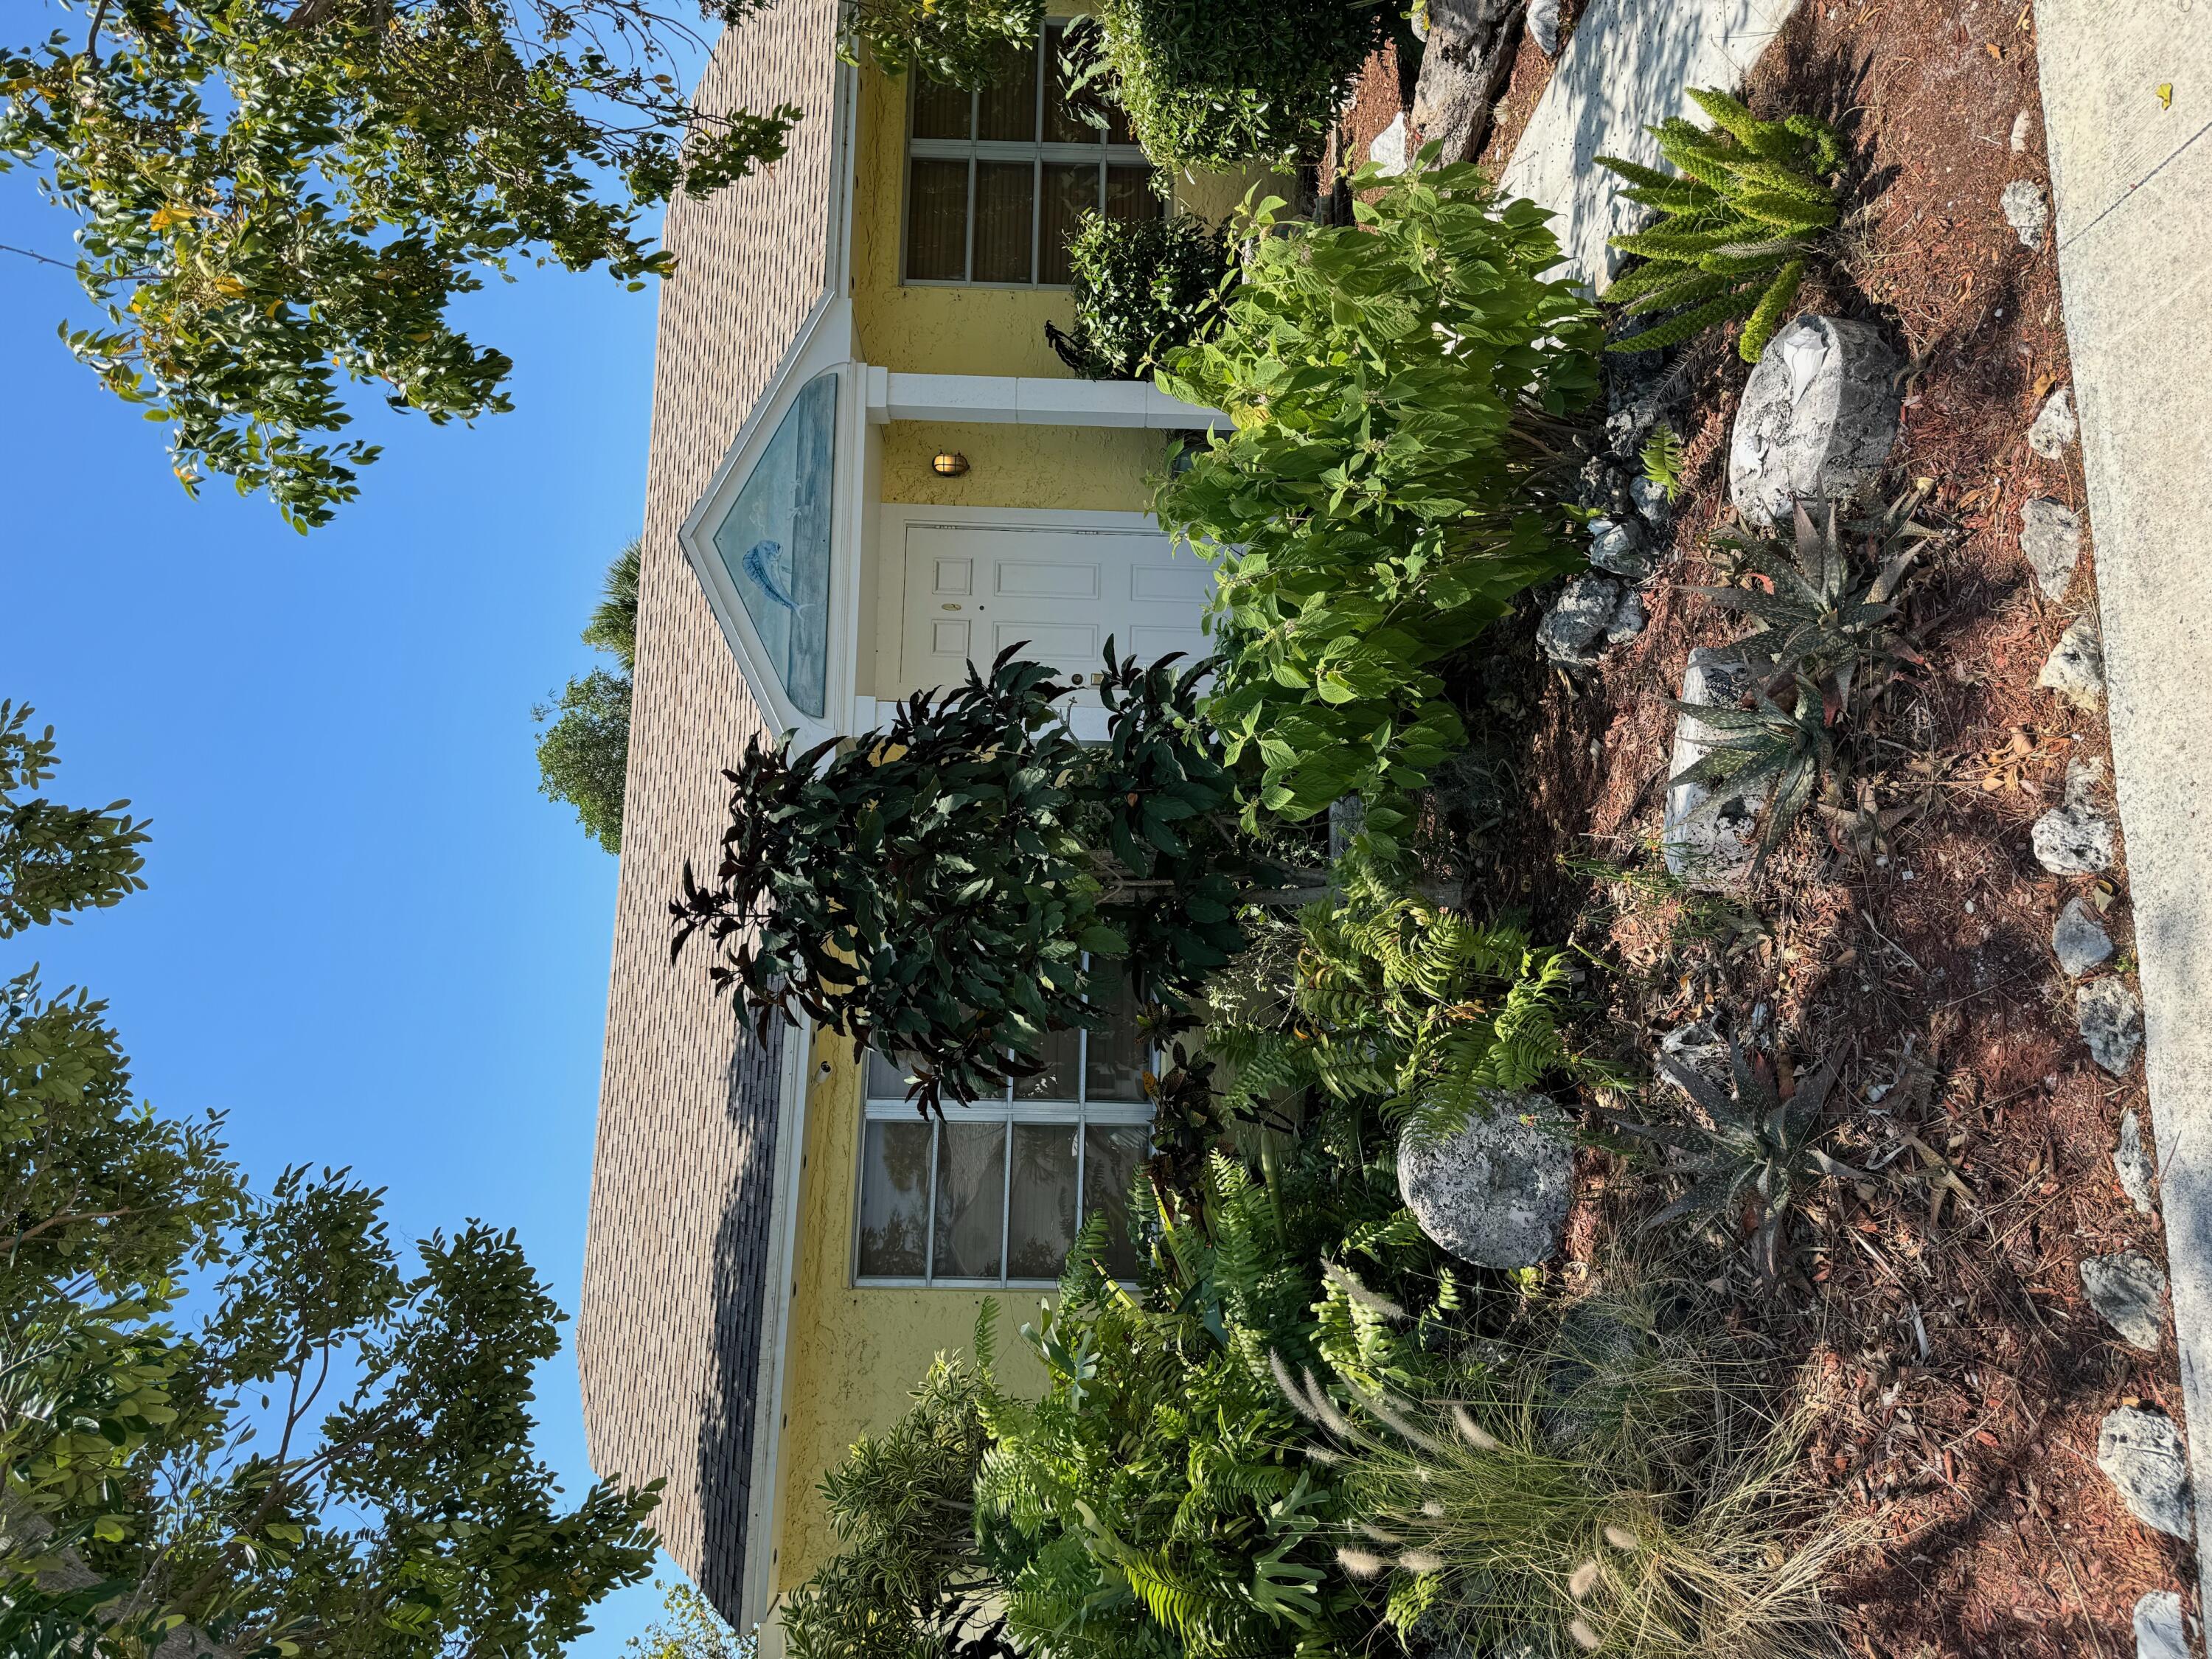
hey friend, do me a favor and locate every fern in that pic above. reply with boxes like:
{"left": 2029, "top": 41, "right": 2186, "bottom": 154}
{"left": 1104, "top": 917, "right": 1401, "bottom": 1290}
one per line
{"left": 1599, "top": 90, "right": 1842, "bottom": 362}
{"left": 1639, "top": 422, "right": 1686, "bottom": 504}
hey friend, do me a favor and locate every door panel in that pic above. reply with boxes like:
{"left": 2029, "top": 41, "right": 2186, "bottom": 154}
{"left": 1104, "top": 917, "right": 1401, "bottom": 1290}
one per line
{"left": 897, "top": 524, "right": 1213, "bottom": 712}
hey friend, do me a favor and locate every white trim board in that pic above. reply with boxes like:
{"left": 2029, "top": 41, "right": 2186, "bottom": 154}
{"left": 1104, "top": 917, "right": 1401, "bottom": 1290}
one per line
{"left": 866, "top": 368, "right": 1228, "bottom": 430}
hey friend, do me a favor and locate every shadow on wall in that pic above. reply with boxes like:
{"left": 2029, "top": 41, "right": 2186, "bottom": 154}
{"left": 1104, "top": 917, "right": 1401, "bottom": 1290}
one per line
{"left": 695, "top": 1019, "right": 787, "bottom": 1620}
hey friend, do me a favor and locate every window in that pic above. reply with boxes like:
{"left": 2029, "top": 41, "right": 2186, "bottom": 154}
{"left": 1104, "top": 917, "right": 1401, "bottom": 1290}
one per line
{"left": 904, "top": 21, "right": 1163, "bottom": 287}
{"left": 709, "top": 371, "right": 838, "bottom": 719}
{"left": 855, "top": 968, "right": 1153, "bottom": 1284}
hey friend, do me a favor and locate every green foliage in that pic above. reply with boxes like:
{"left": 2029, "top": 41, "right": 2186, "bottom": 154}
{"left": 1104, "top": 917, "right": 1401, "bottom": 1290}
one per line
{"left": 537, "top": 539, "right": 645, "bottom": 853}
{"left": 1051, "top": 212, "right": 1231, "bottom": 381}
{"left": 1638, "top": 422, "right": 1687, "bottom": 504}
{"left": 1207, "top": 854, "right": 1582, "bottom": 1150}
{"left": 1613, "top": 1042, "right": 1860, "bottom": 1278}
{"left": 625, "top": 1580, "right": 754, "bottom": 1659}
{"left": 0, "top": 705, "right": 663, "bottom": 1656}
{"left": 1077, "top": 0, "right": 1391, "bottom": 167}
{"left": 672, "top": 644, "right": 1279, "bottom": 1116}
{"left": 839, "top": 0, "right": 1046, "bottom": 88}
{"left": 535, "top": 667, "right": 633, "bottom": 855}
{"left": 1672, "top": 502, "right": 1924, "bottom": 868}
{"left": 583, "top": 538, "right": 643, "bottom": 674}
{"left": 1157, "top": 159, "right": 1601, "bottom": 846}
{"left": 1599, "top": 88, "right": 1843, "bottom": 363}
{"left": 783, "top": 1344, "right": 1006, "bottom": 1659}
{"left": 0, "top": 1, "right": 801, "bottom": 529}
{"left": 1, "top": 700, "right": 150, "bottom": 939}
{"left": 1314, "top": 1278, "right": 1854, "bottom": 1657}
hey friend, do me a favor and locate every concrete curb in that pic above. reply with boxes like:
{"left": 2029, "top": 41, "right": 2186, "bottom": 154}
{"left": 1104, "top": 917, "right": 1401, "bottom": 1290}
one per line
{"left": 1497, "top": 0, "right": 1802, "bottom": 291}
{"left": 2035, "top": 0, "right": 2212, "bottom": 1594}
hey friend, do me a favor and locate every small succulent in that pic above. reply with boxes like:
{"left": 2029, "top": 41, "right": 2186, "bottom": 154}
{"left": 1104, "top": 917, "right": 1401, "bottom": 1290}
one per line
{"left": 1669, "top": 672, "right": 1834, "bottom": 872}
{"left": 1614, "top": 1040, "right": 1860, "bottom": 1277}
{"left": 1698, "top": 501, "right": 1920, "bottom": 692}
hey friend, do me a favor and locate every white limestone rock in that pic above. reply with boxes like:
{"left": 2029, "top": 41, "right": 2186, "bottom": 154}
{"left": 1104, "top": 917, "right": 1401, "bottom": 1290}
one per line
{"left": 1398, "top": 1091, "right": 1573, "bottom": 1269}
{"left": 2052, "top": 897, "right": 2115, "bottom": 976}
{"left": 2080, "top": 975, "right": 2145, "bottom": 1075}
{"left": 1369, "top": 111, "right": 1410, "bottom": 177}
{"left": 2028, "top": 387, "right": 2078, "bottom": 459}
{"left": 2081, "top": 1250, "right": 2167, "bottom": 1352}
{"left": 2034, "top": 758, "right": 2115, "bottom": 874}
{"left": 2117, "top": 1108, "right": 2158, "bottom": 1215}
{"left": 2135, "top": 1590, "right": 2189, "bottom": 1659}
{"left": 2003, "top": 178, "right": 2051, "bottom": 248}
{"left": 1661, "top": 649, "right": 1765, "bottom": 888}
{"left": 1528, "top": 0, "right": 1562, "bottom": 55}
{"left": 2038, "top": 611, "right": 2105, "bottom": 709}
{"left": 2098, "top": 1406, "right": 2194, "bottom": 1540}
{"left": 1728, "top": 316, "right": 1902, "bottom": 530}
{"left": 2020, "top": 498, "right": 2084, "bottom": 599}
{"left": 1587, "top": 515, "right": 1653, "bottom": 580}
{"left": 1538, "top": 574, "right": 1643, "bottom": 667}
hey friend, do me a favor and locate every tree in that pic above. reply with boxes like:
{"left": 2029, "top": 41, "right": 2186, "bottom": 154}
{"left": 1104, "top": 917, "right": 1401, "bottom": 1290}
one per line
{"left": 1, "top": 700, "right": 150, "bottom": 937}
{"left": 625, "top": 1579, "right": 755, "bottom": 1659}
{"left": 0, "top": 701, "right": 662, "bottom": 1655}
{"left": 535, "top": 539, "right": 639, "bottom": 852}
{"left": 0, "top": 3, "right": 801, "bottom": 530}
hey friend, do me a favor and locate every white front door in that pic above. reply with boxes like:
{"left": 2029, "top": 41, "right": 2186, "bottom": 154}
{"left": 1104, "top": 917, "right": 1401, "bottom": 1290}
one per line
{"left": 889, "top": 516, "right": 1214, "bottom": 733}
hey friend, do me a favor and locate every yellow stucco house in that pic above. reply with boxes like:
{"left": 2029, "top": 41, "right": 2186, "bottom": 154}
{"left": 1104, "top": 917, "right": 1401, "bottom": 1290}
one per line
{"left": 576, "top": 4, "right": 1252, "bottom": 1644}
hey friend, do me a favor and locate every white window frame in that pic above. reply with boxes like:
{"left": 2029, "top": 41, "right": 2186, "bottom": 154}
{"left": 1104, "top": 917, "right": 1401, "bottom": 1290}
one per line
{"left": 679, "top": 301, "right": 872, "bottom": 752}
{"left": 853, "top": 990, "right": 1157, "bottom": 1288}
{"left": 901, "top": 18, "right": 1158, "bottom": 290}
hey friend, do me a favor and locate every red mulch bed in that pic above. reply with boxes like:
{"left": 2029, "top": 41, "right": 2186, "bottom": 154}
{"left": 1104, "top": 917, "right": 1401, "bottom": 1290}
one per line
{"left": 1361, "top": 4, "right": 2181, "bottom": 1656}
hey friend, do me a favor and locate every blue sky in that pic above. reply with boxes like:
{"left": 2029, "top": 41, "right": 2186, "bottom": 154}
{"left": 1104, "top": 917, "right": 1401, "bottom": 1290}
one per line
{"left": 1, "top": 162, "right": 684, "bottom": 1647}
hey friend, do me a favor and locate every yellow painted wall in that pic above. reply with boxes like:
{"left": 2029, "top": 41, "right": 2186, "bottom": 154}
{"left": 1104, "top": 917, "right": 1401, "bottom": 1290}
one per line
{"left": 768, "top": 1035, "right": 1050, "bottom": 1610}
{"left": 876, "top": 420, "right": 1166, "bottom": 510}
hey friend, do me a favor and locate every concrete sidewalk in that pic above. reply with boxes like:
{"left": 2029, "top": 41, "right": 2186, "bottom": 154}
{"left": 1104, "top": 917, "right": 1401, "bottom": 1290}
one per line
{"left": 1498, "top": 0, "right": 1801, "bottom": 291}
{"left": 2035, "top": 0, "right": 2212, "bottom": 1593}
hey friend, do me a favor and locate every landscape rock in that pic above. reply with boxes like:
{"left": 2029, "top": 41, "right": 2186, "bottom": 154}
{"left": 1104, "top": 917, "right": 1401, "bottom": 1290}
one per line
{"left": 2028, "top": 386, "right": 2078, "bottom": 459}
{"left": 2053, "top": 896, "right": 2115, "bottom": 975}
{"left": 2081, "top": 1251, "right": 2168, "bottom": 1351}
{"left": 1411, "top": 0, "right": 1523, "bottom": 163}
{"left": 2010, "top": 110, "right": 2032, "bottom": 154}
{"left": 1577, "top": 453, "right": 1632, "bottom": 515}
{"left": 1538, "top": 574, "right": 1641, "bottom": 667}
{"left": 1399, "top": 1091, "right": 1573, "bottom": 1268}
{"left": 1629, "top": 472, "right": 1674, "bottom": 529}
{"left": 1369, "top": 111, "right": 1410, "bottom": 177}
{"left": 1587, "top": 516, "right": 1653, "bottom": 580}
{"left": 2117, "top": 1108, "right": 2158, "bottom": 1214}
{"left": 1662, "top": 649, "right": 1764, "bottom": 888}
{"left": 1660, "top": 1018, "right": 1732, "bottom": 1085}
{"left": 2097, "top": 1406, "right": 2194, "bottom": 1540}
{"left": 2033, "top": 762, "right": 2115, "bottom": 874}
{"left": 2038, "top": 611, "right": 2105, "bottom": 709}
{"left": 2020, "top": 498, "right": 2084, "bottom": 599}
{"left": 1528, "top": 0, "right": 1562, "bottom": 55}
{"left": 2134, "top": 1590, "right": 2189, "bottom": 1659}
{"left": 2081, "top": 975, "right": 2145, "bottom": 1074}
{"left": 1728, "top": 316, "right": 1903, "bottom": 530}
{"left": 2002, "top": 178, "right": 2051, "bottom": 248}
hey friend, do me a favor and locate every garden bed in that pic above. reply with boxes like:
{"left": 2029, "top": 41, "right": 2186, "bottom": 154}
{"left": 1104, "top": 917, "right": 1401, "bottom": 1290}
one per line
{"left": 1389, "top": 3, "right": 2185, "bottom": 1655}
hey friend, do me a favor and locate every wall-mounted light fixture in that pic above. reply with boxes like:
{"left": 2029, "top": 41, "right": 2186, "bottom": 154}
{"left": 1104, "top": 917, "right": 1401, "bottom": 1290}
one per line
{"left": 932, "top": 451, "right": 970, "bottom": 478}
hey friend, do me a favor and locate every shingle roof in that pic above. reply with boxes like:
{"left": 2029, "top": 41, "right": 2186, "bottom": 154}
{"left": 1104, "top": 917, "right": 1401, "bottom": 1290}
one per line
{"left": 577, "top": 0, "right": 839, "bottom": 1624}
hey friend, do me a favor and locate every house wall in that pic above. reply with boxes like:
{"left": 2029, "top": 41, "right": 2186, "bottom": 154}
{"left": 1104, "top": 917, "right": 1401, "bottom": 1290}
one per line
{"left": 769, "top": 1034, "right": 1051, "bottom": 1610}
{"left": 763, "top": 46, "right": 1276, "bottom": 1632}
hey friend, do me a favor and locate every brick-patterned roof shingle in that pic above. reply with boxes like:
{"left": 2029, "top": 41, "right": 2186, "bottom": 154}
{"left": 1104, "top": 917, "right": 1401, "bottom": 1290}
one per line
{"left": 577, "top": 0, "right": 838, "bottom": 1625}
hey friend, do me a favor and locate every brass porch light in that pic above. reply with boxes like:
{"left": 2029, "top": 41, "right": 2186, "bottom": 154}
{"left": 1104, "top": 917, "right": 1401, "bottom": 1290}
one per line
{"left": 932, "top": 451, "right": 970, "bottom": 478}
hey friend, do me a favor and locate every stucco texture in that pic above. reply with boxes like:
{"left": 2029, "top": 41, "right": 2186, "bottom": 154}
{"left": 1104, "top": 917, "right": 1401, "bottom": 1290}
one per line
{"left": 771, "top": 1040, "right": 1049, "bottom": 1604}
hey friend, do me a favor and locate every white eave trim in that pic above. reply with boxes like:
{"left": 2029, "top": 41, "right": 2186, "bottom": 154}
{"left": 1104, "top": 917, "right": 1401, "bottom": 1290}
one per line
{"left": 863, "top": 368, "right": 1228, "bottom": 430}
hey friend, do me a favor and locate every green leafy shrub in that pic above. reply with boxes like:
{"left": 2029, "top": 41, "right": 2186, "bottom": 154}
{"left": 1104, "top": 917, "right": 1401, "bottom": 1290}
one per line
{"left": 1079, "top": 0, "right": 1392, "bottom": 167}
{"left": 838, "top": 0, "right": 1047, "bottom": 88}
{"left": 782, "top": 1343, "right": 1007, "bottom": 1659}
{"left": 671, "top": 645, "right": 1279, "bottom": 1115}
{"left": 1598, "top": 88, "right": 1843, "bottom": 363}
{"left": 1048, "top": 211, "right": 1231, "bottom": 380}
{"left": 1157, "top": 158, "right": 1601, "bottom": 846}
{"left": 1310, "top": 1278, "right": 1856, "bottom": 1656}
{"left": 1206, "top": 853, "right": 1582, "bottom": 1148}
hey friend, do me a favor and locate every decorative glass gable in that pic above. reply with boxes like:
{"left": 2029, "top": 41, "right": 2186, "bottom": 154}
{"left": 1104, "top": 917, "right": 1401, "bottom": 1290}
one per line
{"left": 711, "top": 372, "right": 838, "bottom": 719}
